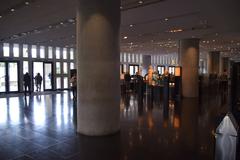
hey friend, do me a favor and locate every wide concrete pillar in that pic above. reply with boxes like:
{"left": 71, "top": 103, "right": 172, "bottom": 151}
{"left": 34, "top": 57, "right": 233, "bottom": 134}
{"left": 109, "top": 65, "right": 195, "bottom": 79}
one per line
{"left": 179, "top": 38, "right": 199, "bottom": 98}
{"left": 208, "top": 51, "right": 220, "bottom": 74}
{"left": 76, "top": 0, "right": 120, "bottom": 136}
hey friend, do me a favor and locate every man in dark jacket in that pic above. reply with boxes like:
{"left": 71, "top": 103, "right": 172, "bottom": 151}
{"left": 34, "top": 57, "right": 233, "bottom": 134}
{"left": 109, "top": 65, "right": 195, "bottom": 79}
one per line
{"left": 23, "top": 72, "right": 31, "bottom": 96}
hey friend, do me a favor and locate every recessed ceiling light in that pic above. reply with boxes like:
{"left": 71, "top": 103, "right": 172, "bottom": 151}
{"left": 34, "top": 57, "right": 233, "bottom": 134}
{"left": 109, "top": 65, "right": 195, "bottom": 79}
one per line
{"left": 60, "top": 22, "right": 64, "bottom": 25}
{"left": 25, "top": 1, "right": 30, "bottom": 5}
{"left": 138, "top": 1, "right": 143, "bottom": 4}
{"left": 212, "top": 40, "right": 215, "bottom": 42}
{"left": 123, "top": 36, "right": 128, "bottom": 39}
{"left": 0, "top": 15, "right": 2, "bottom": 18}
{"left": 164, "top": 18, "right": 169, "bottom": 21}
{"left": 11, "top": 8, "right": 15, "bottom": 12}
{"left": 129, "top": 24, "right": 133, "bottom": 27}
{"left": 120, "top": 6, "right": 123, "bottom": 9}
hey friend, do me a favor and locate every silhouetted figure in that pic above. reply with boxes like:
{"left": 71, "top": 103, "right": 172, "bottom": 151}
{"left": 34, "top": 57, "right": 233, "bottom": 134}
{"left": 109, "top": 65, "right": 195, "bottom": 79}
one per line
{"left": 70, "top": 73, "right": 77, "bottom": 101}
{"left": 23, "top": 72, "right": 31, "bottom": 96}
{"left": 136, "top": 72, "right": 144, "bottom": 100}
{"left": 35, "top": 73, "right": 43, "bottom": 91}
{"left": 124, "top": 72, "right": 131, "bottom": 92}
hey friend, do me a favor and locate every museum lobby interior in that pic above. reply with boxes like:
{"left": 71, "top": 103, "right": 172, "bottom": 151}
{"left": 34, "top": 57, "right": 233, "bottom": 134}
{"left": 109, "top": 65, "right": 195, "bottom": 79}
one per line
{"left": 0, "top": 0, "right": 240, "bottom": 160}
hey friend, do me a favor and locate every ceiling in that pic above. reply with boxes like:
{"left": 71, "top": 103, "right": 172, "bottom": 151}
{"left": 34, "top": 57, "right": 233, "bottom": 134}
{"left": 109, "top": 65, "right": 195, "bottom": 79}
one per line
{"left": 0, "top": 0, "right": 240, "bottom": 59}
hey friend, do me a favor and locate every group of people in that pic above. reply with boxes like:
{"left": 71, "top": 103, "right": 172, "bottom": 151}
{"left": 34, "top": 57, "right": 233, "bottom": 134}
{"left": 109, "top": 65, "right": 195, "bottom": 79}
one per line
{"left": 23, "top": 71, "right": 77, "bottom": 101}
{"left": 23, "top": 72, "right": 43, "bottom": 96}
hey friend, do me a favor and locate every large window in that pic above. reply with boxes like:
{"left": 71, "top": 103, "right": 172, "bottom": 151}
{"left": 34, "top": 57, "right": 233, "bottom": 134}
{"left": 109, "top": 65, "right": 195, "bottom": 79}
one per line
{"left": 23, "top": 44, "right": 28, "bottom": 58}
{"left": 135, "top": 54, "right": 139, "bottom": 63}
{"left": 70, "top": 62, "right": 75, "bottom": 69}
{"left": 128, "top": 54, "right": 131, "bottom": 63}
{"left": 3, "top": 43, "right": 10, "bottom": 57}
{"left": 56, "top": 47, "right": 60, "bottom": 59}
{"left": 13, "top": 44, "right": 19, "bottom": 57}
{"left": 124, "top": 53, "right": 127, "bottom": 62}
{"left": 40, "top": 46, "right": 45, "bottom": 58}
{"left": 120, "top": 54, "right": 122, "bottom": 62}
{"left": 56, "top": 77, "right": 61, "bottom": 89}
{"left": 132, "top": 54, "right": 135, "bottom": 63}
{"left": 23, "top": 61, "right": 29, "bottom": 74}
{"left": 63, "top": 48, "right": 67, "bottom": 59}
{"left": 56, "top": 62, "right": 61, "bottom": 74}
{"left": 70, "top": 48, "right": 74, "bottom": 60}
{"left": 64, "top": 77, "right": 68, "bottom": 89}
{"left": 139, "top": 54, "right": 143, "bottom": 63}
{"left": 31, "top": 45, "right": 37, "bottom": 58}
{"left": 63, "top": 62, "right": 68, "bottom": 74}
{"left": 48, "top": 46, "right": 53, "bottom": 59}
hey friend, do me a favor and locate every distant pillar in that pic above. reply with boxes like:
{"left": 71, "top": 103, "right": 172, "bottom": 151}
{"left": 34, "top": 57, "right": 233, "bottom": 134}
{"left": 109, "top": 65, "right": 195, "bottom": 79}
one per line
{"left": 208, "top": 51, "right": 220, "bottom": 74}
{"left": 76, "top": 0, "right": 120, "bottom": 136}
{"left": 179, "top": 38, "right": 199, "bottom": 98}
{"left": 223, "top": 57, "right": 230, "bottom": 74}
{"left": 219, "top": 56, "right": 223, "bottom": 74}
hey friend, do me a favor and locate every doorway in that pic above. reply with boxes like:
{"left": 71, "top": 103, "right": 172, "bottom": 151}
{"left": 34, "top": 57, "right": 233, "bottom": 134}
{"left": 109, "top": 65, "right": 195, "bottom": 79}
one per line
{"left": 0, "top": 61, "right": 19, "bottom": 93}
{"left": 33, "top": 62, "right": 53, "bottom": 91}
{"left": 129, "top": 64, "right": 139, "bottom": 75}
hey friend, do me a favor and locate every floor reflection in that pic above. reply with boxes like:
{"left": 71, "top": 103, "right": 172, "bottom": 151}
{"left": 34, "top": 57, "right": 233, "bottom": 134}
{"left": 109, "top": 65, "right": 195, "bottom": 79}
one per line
{"left": 0, "top": 89, "right": 238, "bottom": 160}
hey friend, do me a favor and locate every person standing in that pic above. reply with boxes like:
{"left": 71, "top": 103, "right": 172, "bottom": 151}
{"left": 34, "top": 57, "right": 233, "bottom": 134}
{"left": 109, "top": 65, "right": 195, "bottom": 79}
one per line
{"left": 23, "top": 72, "right": 31, "bottom": 96}
{"left": 70, "top": 73, "right": 77, "bottom": 100}
{"left": 124, "top": 72, "right": 131, "bottom": 92}
{"left": 35, "top": 73, "right": 43, "bottom": 91}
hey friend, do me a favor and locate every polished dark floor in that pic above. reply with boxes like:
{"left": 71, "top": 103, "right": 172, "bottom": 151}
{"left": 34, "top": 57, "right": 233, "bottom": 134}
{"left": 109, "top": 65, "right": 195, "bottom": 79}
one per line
{"left": 0, "top": 89, "right": 238, "bottom": 160}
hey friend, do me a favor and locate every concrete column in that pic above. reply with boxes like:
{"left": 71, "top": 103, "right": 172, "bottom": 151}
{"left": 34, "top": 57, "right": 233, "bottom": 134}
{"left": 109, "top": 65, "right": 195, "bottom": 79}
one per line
{"left": 0, "top": 43, "right": 3, "bottom": 58}
{"left": 179, "top": 38, "right": 199, "bottom": 98}
{"left": 208, "top": 51, "right": 220, "bottom": 74}
{"left": 207, "top": 53, "right": 212, "bottom": 75}
{"left": 76, "top": 0, "right": 120, "bottom": 136}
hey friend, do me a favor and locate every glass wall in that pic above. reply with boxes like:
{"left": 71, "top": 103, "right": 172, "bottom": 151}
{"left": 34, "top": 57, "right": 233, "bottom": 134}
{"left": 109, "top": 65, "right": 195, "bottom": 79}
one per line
{"left": 0, "top": 43, "right": 76, "bottom": 92}
{"left": 3, "top": 43, "right": 10, "bottom": 57}
{"left": 56, "top": 47, "right": 60, "bottom": 59}
{"left": 31, "top": 45, "right": 37, "bottom": 58}
{"left": 40, "top": 46, "right": 45, "bottom": 58}
{"left": 23, "top": 44, "right": 28, "bottom": 58}
{"left": 13, "top": 44, "right": 19, "bottom": 57}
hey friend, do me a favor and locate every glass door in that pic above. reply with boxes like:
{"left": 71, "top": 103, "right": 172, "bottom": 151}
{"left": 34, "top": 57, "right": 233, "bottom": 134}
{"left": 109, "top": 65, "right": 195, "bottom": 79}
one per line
{"left": 0, "top": 62, "right": 6, "bottom": 92}
{"left": 0, "top": 61, "right": 19, "bottom": 93}
{"left": 33, "top": 62, "right": 44, "bottom": 92}
{"left": 129, "top": 65, "right": 139, "bottom": 75}
{"left": 8, "top": 62, "right": 19, "bottom": 92}
{"left": 44, "top": 63, "right": 53, "bottom": 90}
